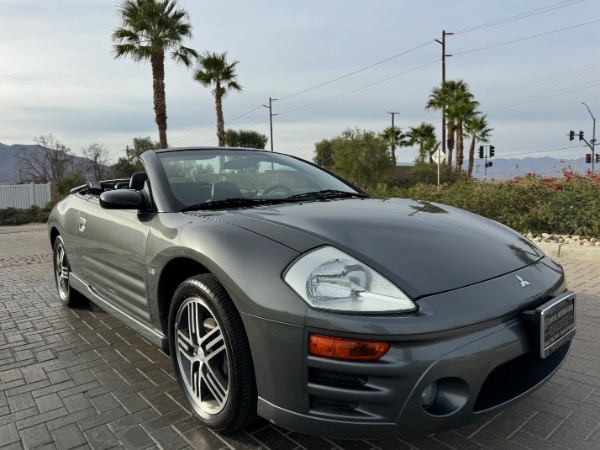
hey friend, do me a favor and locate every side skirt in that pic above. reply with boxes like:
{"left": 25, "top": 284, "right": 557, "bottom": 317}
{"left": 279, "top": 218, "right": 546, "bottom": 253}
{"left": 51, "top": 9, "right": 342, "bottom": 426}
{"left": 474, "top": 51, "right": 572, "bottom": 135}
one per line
{"left": 70, "top": 272, "right": 169, "bottom": 353}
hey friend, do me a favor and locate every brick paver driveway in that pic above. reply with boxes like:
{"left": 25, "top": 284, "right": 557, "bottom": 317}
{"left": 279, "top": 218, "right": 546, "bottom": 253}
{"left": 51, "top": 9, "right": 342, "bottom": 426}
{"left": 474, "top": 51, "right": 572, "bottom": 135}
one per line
{"left": 1, "top": 225, "right": 599, "bottom": 449}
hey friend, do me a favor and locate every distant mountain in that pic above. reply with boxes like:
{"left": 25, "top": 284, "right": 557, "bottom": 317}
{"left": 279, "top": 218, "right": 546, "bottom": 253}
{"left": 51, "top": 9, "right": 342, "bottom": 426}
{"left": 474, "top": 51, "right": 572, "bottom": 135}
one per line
{"left": 0, "top": 142, "right": 96, "bottom": 184}
{"left": 0, "top": 143, "right": 26, "bottom": 183}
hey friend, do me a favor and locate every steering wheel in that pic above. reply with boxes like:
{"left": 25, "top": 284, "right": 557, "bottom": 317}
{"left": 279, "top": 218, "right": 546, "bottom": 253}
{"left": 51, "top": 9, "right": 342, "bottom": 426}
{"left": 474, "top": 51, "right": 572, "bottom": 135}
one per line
{"left": 262, "top": 184, "right": 292, "bottom": 196}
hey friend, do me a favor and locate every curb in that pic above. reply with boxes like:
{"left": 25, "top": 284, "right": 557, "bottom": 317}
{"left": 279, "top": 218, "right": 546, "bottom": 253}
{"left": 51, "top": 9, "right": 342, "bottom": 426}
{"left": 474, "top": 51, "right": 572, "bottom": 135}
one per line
{"left": 533, "top": 240, "right": 600, "bottom": 263}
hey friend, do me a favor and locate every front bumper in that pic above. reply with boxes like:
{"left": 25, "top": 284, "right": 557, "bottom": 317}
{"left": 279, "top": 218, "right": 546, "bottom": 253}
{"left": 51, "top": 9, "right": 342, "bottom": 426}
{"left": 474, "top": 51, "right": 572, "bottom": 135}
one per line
{"left": 241, "top": 257, "right": 573, "bottom": 439}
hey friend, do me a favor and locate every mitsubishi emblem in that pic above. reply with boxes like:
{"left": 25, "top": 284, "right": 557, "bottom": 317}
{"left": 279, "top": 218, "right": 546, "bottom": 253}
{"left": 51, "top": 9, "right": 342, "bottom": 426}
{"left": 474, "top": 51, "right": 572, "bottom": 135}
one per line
{"left": 516, "top": 275, "right": 530, "bottom": 288}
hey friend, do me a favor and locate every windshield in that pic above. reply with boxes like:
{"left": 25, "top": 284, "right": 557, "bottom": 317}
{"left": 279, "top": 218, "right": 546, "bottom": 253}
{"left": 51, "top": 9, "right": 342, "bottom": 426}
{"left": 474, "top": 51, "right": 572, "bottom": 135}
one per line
{"left": 157, "top": 149, "right": 363, "bottom": 210}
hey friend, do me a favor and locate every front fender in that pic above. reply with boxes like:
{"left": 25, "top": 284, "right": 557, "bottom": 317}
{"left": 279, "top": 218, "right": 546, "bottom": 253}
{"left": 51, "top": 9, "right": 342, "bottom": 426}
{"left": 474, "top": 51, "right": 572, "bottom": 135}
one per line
{"left": 146, "top": 213, "right": 308, "bottom": 326}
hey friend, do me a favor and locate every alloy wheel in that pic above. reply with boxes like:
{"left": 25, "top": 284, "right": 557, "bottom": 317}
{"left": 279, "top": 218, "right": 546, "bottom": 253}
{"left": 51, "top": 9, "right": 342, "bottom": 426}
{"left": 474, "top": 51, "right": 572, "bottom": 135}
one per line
{"left": 55, "top": 243, "right": 70, "bottom": 301}
{"left": 175, "top": 297, "right": 230, "bottom": 415}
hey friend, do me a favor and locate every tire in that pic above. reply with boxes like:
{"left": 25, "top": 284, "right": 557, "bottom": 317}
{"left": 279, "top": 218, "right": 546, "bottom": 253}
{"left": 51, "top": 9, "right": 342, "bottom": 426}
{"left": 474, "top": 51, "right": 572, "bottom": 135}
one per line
{"left": 53, "top": 235, "right": 87, "bottom": 307}
{"left": 168, "top": 274, "right": 257, "bottom": 433}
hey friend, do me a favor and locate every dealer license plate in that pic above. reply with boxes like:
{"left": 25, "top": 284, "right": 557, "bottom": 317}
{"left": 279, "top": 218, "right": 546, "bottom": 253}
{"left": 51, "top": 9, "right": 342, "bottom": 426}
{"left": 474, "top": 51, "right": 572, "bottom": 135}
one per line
{"left": 535, "top": 292, "right": 576, "bottom": 359}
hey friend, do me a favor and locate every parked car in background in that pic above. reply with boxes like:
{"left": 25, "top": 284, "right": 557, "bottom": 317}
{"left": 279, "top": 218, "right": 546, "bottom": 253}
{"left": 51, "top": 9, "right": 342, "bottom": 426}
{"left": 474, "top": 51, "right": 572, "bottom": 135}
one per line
{"left": 47, "top": 147, "right": 575, "bottom": 438}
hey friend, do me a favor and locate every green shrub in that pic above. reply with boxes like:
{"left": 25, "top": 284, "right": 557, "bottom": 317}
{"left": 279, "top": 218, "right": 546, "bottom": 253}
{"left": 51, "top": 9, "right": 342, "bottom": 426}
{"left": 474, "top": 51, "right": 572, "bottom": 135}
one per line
{"left": 0, "top": 204, "right": 52, "bottom": 226}
{"left": 56, "top": 172, "right": 87, "bottom": 197}
{"left": 367, "top": 170, "right": 600, "bottom": 237}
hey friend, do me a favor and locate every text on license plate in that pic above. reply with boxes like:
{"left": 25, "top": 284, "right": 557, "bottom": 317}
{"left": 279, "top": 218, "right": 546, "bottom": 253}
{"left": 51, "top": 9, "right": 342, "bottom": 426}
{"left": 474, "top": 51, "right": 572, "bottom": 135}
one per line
{"left": 536, "top": 293, "right": 576, "bottom": 359}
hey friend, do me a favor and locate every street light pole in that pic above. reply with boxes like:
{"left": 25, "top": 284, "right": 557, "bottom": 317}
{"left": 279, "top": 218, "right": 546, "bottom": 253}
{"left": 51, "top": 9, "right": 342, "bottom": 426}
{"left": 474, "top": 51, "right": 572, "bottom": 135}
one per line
{"left": 582, "top": 102, "right": 596, "bottom": 173}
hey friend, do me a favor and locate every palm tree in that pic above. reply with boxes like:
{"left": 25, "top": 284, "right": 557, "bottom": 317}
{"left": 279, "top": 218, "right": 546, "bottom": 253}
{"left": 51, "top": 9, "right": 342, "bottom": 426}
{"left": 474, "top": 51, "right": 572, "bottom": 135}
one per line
{"left": 112, "top": 0, "right": 198, "bottom": 149}
{"left": 406, "top": 122, "right": 436, "bottom": 163}
{"left": 464, "top": 114, "right": 493, "bottom": 176}
{"left": 447, "top": 88, "right": 479, "bottom": 170}
{"left": 194, "top": 51, "right": 242, "bottom": 146}
{"left": 426, "top": 79, "right": 471, "bottom": 169}
{"left": 380, "top": 126, "right": 409, "bottom": 163}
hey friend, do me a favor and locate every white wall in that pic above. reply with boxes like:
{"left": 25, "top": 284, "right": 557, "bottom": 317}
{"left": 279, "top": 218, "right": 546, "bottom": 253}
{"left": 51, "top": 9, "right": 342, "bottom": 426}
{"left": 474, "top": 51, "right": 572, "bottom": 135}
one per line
{"left": 0, "top": 183, "right": 52, "bottom": 209}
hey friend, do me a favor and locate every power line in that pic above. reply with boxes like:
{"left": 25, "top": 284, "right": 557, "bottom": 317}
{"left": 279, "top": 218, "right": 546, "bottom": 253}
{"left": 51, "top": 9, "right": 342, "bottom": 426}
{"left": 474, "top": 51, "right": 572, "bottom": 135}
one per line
{"left": 170, "top": 128, "right": 213, "bottom": 144}
{"left": 485, "top": 79, "right": 600, "bottom": 112}
{"left": 225, "top": 105, "right": 266, "bottom": 125}
{"left": 277, "top": 40, "right": 435, "bottom": 101}
{"left": 452, "top": 0, "right": 586, "bottom": 35}
{"left": 502, "top": 144, "right": 585, "bottom": 158}
{"left": 170, "top": 105, "right": 266, "bottom": 144}
{"left": 277, "top": 60, "right": 439, "bottom": 116}
{"left": 477, "top": 62, "right": 600, "bottom": 99}
{"left": 242, "top": 118, "right": 269, "bottom": 131}
{"left": 453, "top": 19, "right": 600, "bottom": 57}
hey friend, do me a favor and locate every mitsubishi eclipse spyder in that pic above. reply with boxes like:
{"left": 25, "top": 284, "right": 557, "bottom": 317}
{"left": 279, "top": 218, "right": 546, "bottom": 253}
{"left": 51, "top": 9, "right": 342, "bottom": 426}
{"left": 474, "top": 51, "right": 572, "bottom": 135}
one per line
{"left": 47, "top": 147, "right": 576, "bottom": 439}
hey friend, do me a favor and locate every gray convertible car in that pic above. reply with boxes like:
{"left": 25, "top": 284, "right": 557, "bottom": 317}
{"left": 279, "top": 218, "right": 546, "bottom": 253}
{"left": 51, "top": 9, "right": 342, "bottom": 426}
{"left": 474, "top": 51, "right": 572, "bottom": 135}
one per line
{"left": 48, "top": 147, "right": 576, "bottom": 439}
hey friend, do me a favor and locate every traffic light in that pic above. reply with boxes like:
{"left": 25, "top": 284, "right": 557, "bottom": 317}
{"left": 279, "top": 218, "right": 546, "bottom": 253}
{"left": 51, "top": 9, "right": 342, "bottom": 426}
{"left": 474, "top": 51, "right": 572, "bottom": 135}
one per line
{"left": 586, "top": 154, "right": 591, "bottom": 163}
{"left": 579, "top": 131, "right": 584, "bottom": 141}
{"left": 489, "top": 145, "right": 495, "bottom": 157}
{"left": 485, "top": 161, "right": 493, "bottom": 168}
{"left": 478, "top": 146, "right": 484, "bottom": 158}
{"left": 569, "top": 130, "right": 575, "bottom": 141}
{"left": 596, "top": 154, "right": 600, "bottom": 163}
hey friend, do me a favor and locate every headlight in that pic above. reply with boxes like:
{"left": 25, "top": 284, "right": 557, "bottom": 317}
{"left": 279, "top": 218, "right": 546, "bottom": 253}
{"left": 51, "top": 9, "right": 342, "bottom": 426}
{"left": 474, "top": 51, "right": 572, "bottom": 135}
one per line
{"left": 283, "top": 246, "right": 416, "bottom": 313}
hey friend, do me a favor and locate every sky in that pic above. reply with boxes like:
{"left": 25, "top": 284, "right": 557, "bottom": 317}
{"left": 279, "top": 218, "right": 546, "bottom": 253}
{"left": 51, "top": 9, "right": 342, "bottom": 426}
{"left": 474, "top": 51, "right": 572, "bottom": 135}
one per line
{"left": 0, "top": 0, "right": 599, "bottom": 165}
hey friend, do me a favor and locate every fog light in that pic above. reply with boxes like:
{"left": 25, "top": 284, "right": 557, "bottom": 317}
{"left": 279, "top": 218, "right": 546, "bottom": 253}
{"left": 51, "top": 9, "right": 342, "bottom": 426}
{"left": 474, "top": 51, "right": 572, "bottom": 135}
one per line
{"left": 421, "top": 382, "right": 438, "bottom": 408}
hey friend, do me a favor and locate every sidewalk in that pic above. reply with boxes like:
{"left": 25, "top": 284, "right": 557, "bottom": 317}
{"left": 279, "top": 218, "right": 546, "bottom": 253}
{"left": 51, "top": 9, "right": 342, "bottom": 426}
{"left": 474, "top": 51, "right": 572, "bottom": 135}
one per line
{"left": 535, "top": 240, "right": 600, "bottom": 264}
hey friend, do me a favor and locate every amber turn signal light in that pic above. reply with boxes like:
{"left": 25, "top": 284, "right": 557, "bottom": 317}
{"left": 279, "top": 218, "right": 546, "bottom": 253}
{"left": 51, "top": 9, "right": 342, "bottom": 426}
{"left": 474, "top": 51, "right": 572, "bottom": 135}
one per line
{"left": 309, "top": 334, "right": 390, "bottom": 361}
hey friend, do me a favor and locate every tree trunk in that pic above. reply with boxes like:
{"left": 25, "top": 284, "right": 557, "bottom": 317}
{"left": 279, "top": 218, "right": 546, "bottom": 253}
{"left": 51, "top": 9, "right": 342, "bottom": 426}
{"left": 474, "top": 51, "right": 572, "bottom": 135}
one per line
{"left": 456, "top": 119, "right": 464, "bottom": 170}
{"left": 467, "top": 138, "right": 476, "bottom": 176}
{"left": 151, "top": 51, "right": 168, "bottom": 149}
{"left": 215, "top": 83, "right": 225, "bottom": 147}
{"left": 441, "top": 110, "right": 446, "bottom": 162}
{"left": 446, "top": 118, "right": 454, "bottom": 168}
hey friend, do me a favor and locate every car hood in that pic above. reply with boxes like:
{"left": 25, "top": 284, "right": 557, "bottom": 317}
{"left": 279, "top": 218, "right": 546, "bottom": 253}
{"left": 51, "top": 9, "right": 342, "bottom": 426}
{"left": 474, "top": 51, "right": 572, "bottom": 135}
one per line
{"left": 189, "top": 198, "right": 545, "bottom": 298}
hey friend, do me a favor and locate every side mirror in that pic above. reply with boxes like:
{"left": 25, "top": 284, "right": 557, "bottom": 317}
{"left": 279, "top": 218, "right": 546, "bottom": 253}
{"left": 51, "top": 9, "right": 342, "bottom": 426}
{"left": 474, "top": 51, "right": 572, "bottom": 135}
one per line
{"left": 99, "top": 189, "right": 144, "bottom": 210}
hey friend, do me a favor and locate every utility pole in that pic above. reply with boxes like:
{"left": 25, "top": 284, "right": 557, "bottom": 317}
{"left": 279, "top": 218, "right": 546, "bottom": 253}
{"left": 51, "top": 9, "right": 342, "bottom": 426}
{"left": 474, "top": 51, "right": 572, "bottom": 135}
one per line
{"left": 387, "top": 111, "right": 400, "bottom": 163}
{"left": 263, "top": 97, "right": 277, "bottom": 151}
{"left": 434, "top": 30, "right": 453, "bottom": 163}
{"left": 582, "top": 102, "right": 596, "bottom": 173}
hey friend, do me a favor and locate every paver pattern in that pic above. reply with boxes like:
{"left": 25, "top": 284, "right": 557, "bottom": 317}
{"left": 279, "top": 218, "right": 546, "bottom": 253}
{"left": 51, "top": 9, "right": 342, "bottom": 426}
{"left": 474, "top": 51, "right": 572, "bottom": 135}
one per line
{"left": 1, "top": 226, "right": 599, "bottom": 449}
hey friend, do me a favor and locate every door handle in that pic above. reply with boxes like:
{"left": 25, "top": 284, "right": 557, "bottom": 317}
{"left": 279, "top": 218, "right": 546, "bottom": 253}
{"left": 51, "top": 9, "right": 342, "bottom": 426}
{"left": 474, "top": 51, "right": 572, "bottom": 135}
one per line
{"left": 78, "top": 217, "right": 87, "bottom": 232}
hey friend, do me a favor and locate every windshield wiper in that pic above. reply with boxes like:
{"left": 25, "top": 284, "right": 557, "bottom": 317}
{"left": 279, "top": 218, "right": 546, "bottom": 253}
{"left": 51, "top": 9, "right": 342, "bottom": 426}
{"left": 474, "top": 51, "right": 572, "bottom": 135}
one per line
{"left": 182, "top": 197, "right": 287, "bottom": 212}
{"left": 287, "top": 189, "right": 368, "bottom": 200}
{"left": 182, "top": 190, "right": 367, "bottom": 211}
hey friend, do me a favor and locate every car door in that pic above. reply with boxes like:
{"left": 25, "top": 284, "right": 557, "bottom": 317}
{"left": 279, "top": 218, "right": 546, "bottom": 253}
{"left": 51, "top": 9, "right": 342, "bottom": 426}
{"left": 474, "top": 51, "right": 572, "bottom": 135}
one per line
{"left": 76, "top": 197, "right": 154, "bottom": 323}
{"left": 56, "top": 191, "right": 91, "bottom": 273}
